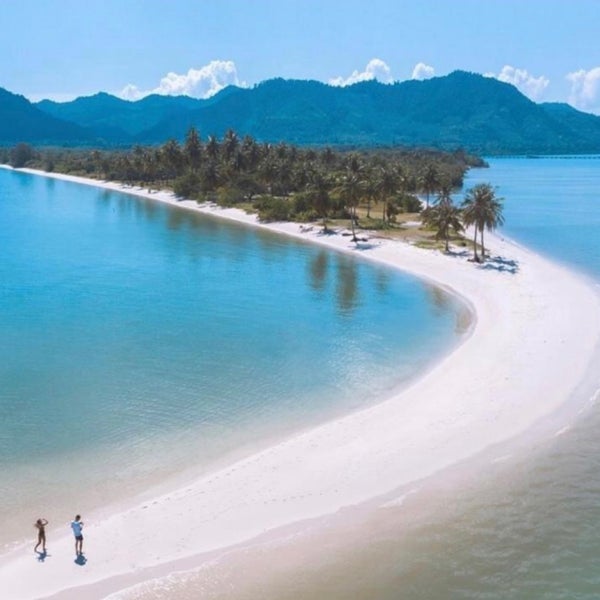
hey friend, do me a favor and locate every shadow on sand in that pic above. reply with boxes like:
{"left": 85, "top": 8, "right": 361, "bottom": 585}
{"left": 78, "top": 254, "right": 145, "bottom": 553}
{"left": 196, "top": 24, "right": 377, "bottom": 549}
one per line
{"left": 74, "top": 553, "right": 87, "bottom": 566}
{"left": 35, "top": 550, "right": 49, "bottom": 562}
{"left": 479, "top": 255, "right": 519, "bottom": 274}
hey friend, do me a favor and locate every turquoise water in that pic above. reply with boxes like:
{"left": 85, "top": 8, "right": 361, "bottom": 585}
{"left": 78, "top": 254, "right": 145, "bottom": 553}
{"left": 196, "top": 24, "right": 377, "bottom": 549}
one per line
{"left": 0, "top": 169, "right": 463, "bottom": 548}
{"left": 464, "top": 156, "right": 600, "bottom": 280}
{"left": 193, "top": 156, "right": 600, "bottom": 600}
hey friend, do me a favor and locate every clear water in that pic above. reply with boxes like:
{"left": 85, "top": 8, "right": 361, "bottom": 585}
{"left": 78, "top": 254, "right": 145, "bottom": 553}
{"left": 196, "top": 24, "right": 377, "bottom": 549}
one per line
{"left": 0, "top": 169, "right": 463, "bottom": 549}
{"left": 464, "top": 156, "right": 600, "bottom": 280}
{"left": 119, "top": 157, "right": 600, "bottom": 600}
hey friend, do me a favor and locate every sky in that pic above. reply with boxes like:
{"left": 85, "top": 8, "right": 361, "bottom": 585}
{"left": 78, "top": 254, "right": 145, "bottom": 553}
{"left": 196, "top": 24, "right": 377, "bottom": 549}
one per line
{"left": 2, "top": 0, "right": 600, "bottom": 113}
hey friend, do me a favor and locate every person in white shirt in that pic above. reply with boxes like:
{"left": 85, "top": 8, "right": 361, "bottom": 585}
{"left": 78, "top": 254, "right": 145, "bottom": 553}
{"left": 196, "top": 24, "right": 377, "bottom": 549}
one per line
{"left": 70, "top": 515, "right": 84, "bottom": 555}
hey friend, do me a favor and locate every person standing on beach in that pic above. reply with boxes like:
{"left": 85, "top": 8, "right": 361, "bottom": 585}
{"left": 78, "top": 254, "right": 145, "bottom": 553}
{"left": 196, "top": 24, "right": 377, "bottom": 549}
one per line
{"left": 71, "top": 515, "right": 84, "bottom": 555}
{"left": 34, "top": 518, "right": 48, "bottom": 553}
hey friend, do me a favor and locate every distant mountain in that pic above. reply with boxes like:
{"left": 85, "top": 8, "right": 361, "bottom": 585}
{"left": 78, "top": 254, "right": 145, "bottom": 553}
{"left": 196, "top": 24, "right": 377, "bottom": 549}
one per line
{"left": 540, "top": 102, "right": 600, "bottom": 148}
{"left": 2, "top": 71, "right": 600, "bottom": 154}
{"left": 133, "top": 73, "right": 600, "bottom": 154}
{"left": 0, "top": 88, "right": 92, "bottom": 144}
{"left": 37, "top": 92, "right": 203, "bottom": 139}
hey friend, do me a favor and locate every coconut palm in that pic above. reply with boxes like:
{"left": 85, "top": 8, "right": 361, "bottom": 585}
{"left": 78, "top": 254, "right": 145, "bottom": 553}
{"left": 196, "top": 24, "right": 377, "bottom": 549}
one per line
{"left": 161, "top": 139, "right": 184, "bottom": 180}
{"left": 421, "top": 201, "right": 464, "bottom": 252}
{"left": 205, "top": 135, "right": 220, "bottom": 161}
{"left": 338, "top": 172, "right": 363, "bottom": 242}
{"left": 375, "top": 165, "right": 397, "bottom": 226}
{"left": 462, "top": 183, "right": 505, "bottom": 262}
{"left": 222, "top": 129, "right": 239, "bottom": 161}
{"left": 434, "top": 180, "right": 454, "bottom": 207}
{"left": 184, "top": 127, "right": 202, "bottom": 172}
{"left": 421, "top": 164, "right": 439, "bottom": 208}
{"left": 306, "top": 169, "right": 332, "bottom": 231}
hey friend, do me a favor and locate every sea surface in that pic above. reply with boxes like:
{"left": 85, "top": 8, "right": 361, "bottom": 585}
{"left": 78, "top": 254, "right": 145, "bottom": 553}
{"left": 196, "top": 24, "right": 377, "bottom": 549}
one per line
{"left": 115, "top": 156, "right": 600, "bottom": 600}
{"left": 0, "top": 168, "right": 464, "bottom": 550}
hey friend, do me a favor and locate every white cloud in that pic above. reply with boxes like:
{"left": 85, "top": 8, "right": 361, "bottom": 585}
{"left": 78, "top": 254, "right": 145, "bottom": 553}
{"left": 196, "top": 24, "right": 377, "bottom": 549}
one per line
{"left": 119, "top": 60, "right": 244, "bottom": 100}
{"left": 487, "top": 65, "right": 549, "bottom": 100}
{"left": 567, "top": 67, "right": 600, "bottom": 113}
{"left": 329, "top": 58, "right": 393, "bottom": 87}
{"left": 411, "top": 62, "right": 435, "bottom": 81}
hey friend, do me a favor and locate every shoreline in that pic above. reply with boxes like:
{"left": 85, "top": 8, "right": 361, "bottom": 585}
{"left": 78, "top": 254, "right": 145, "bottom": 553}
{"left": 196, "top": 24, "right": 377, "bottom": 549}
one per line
{"left": 1, "top": 166, "right": 600, "bottom": 599}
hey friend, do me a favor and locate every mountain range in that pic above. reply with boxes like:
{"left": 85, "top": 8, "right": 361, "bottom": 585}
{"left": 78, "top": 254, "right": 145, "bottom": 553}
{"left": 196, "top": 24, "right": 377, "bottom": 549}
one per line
{"left": 1, "top": 71, "right": 600, "bottom": 154}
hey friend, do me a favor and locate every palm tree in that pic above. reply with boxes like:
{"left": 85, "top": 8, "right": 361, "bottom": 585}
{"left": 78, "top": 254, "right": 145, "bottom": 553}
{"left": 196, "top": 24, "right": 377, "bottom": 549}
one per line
{"left": 241, "top": 135, "right": 260, "bottom": 170}
{"left": 375, "top": 165, "right": 397, "bottom": 226}
{"left": 161, "top": 139, "right": 184, "bottom": 180}
{"left": 206, "top": 135, "right": 220, "bottom": 161}
{"left": 338, "top": 172, "right": 363, "bottom": 242}
{"left": 184, "top": 127, "right": 202, "bottom": 172}
{"left": 421, "top": 201, "right": 464, "bottom": 252}
{"left": 222, "top": 129, "right": 239, "bottom": 161}
{"left": 462, "top": 183, "right": 505, "bottom": 262}
{"left": 306, "top": 169, "right": 332, "bottom": 232}
{"left": 363, "top": 169, "right": 377, "bottom": 219}
{"left": 421, "top": 164, "right": 439, "bottom": 208}
{"left": 434, "top": 180, "right": 454, "bottom": 207}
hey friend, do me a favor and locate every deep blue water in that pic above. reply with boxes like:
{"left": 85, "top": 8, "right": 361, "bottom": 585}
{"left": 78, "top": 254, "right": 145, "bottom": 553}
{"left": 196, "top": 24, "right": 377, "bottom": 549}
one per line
{"left": 0, "top": 168, "right": 462, "bottom": 546}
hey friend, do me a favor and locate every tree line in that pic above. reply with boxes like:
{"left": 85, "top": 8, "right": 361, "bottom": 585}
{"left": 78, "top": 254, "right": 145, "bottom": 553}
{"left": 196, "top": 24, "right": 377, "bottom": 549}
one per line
{"left": 1, "top": 129, "right": 502, "bottom": 261}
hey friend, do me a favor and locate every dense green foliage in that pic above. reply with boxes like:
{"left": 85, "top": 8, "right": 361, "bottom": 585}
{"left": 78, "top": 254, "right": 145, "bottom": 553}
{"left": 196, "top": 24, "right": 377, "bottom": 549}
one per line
{"left": 10, "top": 129, "right": 480, "bottom": 229}
{"left": 8, "top": 143, "right": 35, "bottom": 168}
{"left": 2, "top": 72, "right": 600, "bottom": 153}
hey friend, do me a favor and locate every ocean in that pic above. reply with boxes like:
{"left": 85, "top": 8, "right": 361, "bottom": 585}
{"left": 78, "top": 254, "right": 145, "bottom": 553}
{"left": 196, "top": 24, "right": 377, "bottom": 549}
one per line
{"left": 0, "top": 168, "right": 463, "bottom": 552}
{"left": 112, "top": 156, "right": 600, "bottom": 600}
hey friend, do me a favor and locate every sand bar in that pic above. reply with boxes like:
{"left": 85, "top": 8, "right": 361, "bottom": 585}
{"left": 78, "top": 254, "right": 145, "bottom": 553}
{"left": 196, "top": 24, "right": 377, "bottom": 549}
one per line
{"left": 1, "top": 167, "right": 600, "bottom": 599}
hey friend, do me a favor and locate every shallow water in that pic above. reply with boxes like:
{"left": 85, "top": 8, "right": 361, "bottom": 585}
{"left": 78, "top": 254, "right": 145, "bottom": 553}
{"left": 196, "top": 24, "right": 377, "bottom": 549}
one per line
{"left": 0, "top": 169, "right": 463, "bottom": 550}
{"left": 465, "top": 156, "right": 600, "bottom": 280}
{"left": 121, "top": 401, "right": 600, "bottom": 600}
{"left": 112, "top": 156, "right": 600, "bottom": 600}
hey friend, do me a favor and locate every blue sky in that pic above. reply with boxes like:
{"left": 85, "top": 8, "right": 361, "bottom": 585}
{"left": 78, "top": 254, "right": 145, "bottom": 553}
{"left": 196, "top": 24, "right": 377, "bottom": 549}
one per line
{"left": 2, "top": 0, "right": 600, "bottom": 112}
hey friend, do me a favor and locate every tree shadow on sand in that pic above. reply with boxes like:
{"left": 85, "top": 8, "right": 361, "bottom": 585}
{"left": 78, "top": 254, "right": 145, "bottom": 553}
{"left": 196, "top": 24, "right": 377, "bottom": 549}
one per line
{"left": 479, "top": 255, "right": 519, "bottom": 274}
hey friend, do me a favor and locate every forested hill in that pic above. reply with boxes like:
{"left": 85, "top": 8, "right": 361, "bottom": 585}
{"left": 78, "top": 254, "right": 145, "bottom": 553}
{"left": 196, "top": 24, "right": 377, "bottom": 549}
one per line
{"left": 0, "top": 88, "right": 92, "bottom": 144}
{"left": 2, "top": 71, "right": 600, "bottom": 154}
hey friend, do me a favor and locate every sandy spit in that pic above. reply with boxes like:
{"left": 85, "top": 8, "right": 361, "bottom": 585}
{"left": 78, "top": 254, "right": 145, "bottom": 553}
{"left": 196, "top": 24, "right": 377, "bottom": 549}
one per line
{"left": 1, "top": 167, "right": 599, "bottom": 599}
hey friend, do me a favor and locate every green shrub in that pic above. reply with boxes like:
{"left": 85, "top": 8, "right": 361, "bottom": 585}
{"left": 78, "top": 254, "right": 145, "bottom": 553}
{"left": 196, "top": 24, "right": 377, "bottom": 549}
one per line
{"left": 173, "top": 173, "right": 201, "bottom": 199}
{"left": 253, "top": 196, "right": 291, "bottom": 222}
{"left": 217, "top": 186, "right": 245, "bottom": 207}
{"left": 401, "top": 193, "right": 422, "bottom": 213}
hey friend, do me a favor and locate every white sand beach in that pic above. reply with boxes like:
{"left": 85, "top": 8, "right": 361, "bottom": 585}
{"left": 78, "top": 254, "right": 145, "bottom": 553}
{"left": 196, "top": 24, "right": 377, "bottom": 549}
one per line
{"left": 1, "top": 168, "right": 600, "bottom": 599}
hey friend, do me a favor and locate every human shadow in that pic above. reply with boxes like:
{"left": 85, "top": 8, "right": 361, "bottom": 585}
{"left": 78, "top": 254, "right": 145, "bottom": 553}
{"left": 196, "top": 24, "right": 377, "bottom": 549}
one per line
{"left": 35, "top": 550, "right": 49, "bottom": 562}
{"left": 74, "top": 553, "right": 87, "bottom": 566}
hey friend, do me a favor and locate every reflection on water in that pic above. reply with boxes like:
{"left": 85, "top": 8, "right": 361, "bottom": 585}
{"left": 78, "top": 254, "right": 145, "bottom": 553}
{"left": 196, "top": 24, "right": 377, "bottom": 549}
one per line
{"left": 426, "top": 284, "right": 472, "bottom": 334}
{"left": 427, "top": 283, "right": 453, "bottom": 315}
{"left": 308, "top": 251, "right": 328, "bottom": 293}
{"left": 336, "top": 257, "right": 359, "bottom": 314}
{"left": 44, "top": 176, "right": 56, "bottom": 192}
{"left": 0, "top": 169, "right": 463, "bottom": 549}
{"left": 374, "top": 269, "right": 390, "bottom": 297}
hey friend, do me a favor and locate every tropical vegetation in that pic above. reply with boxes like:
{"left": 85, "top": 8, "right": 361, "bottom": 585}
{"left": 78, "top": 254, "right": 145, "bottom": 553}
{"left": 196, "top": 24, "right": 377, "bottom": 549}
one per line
{"left": 2, "top": 130, "right": 504, "bottom": 260}
{"left": 462, "top": 183, "right": 505, "bottom": 261}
